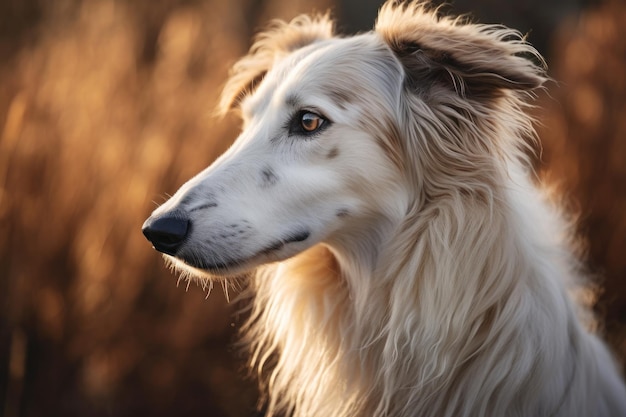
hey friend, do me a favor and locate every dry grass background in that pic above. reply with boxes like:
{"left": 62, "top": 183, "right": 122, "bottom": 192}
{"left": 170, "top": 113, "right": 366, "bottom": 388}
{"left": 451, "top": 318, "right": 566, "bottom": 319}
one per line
{"left": 537, "top": 0, "right": 626, "bottom": 362}
{"left": 0, "top": 0, "right": 624, "bottom": 416}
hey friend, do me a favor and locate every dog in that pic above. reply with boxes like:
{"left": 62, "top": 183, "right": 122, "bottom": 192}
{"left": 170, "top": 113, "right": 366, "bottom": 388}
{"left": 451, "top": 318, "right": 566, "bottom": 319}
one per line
{"left": 142, "top": 2, "right": 626, "bottom": 416}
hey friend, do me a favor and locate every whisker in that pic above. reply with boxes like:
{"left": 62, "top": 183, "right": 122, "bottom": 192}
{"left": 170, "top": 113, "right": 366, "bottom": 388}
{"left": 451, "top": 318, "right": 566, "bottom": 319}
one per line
{"left": 222, "top": 280, "right": 231, "bottom": 302}
{"left": 205, "top": 280, "right": 214, "bottom": 299}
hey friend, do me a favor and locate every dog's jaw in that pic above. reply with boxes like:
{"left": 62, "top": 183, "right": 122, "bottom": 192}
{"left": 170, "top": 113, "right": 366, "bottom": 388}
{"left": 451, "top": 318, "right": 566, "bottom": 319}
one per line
{"left": 168, "top": 228, "right": 312, "bottom": 277}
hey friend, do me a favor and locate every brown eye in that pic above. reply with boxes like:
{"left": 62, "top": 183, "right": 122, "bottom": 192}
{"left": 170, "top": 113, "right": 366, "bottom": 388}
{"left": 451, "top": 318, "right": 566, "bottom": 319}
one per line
{"left": 300, "top": 112, "right": 324, "bottom": 132}
{"left": 288, "top": 110, "right": 330, "bottom": 136}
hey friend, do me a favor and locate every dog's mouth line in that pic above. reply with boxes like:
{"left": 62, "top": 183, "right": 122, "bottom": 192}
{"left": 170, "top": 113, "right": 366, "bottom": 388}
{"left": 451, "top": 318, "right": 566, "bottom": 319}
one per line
{"left": 174, "top": 229, "right": 311, "bottom": 273}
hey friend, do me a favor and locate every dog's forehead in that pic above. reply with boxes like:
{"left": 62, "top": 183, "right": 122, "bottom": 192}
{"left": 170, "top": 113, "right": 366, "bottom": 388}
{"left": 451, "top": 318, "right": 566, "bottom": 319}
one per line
{"left": 242, "top": 40, "right": 338, "bottom": 115}
{"left": 244, "top": 34, "right": 398, "bottom": 116}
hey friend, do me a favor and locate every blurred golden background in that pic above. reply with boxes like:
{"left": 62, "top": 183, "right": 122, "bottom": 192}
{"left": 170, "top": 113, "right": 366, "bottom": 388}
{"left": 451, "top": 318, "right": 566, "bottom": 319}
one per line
{"left": 0, "top": 0, "right": 624, "bottom": 416}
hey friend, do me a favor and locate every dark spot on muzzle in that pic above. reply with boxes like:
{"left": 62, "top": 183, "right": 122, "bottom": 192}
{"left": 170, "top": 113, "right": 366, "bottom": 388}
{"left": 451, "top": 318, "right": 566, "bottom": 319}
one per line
{"left": 260, "top": 166, "right": 279, "bottom": 188}
{"left": 336, "top": 208, "right": 350, "bottom": 217}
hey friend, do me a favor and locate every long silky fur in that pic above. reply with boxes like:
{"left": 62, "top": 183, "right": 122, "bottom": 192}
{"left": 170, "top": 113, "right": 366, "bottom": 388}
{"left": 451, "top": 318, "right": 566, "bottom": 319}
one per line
{"left": 212, "top": 2, "right": 626, "bottom": 417}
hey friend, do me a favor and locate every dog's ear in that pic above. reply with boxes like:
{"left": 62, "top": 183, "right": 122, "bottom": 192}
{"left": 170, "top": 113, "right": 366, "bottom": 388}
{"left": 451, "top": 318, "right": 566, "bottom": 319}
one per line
{"left": 218, "top": 14, "right": 334, "bottom": 114}
{"left": 375, "top": 2, "right": 546, "bottom": 98}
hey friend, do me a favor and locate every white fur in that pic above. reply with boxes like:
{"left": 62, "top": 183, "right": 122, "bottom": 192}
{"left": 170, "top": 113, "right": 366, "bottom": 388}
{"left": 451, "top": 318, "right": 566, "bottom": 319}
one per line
{"left": 146, "top": 2, "right": 626, "bottom": 416}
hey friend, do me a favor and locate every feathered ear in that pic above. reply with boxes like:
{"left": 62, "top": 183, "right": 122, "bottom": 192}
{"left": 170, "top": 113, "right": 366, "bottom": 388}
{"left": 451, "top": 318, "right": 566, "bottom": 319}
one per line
{"left": 218, "top": 13, "right": 334, "bottom": 114}
{"left": 375, "top": 2, "right": 546, "bottom": 98}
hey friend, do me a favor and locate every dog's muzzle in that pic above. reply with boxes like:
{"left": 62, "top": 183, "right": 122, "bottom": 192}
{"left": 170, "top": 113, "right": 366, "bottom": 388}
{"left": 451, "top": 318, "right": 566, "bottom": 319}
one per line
{"left": 142, "top": 213, "right": 190, "bottom": 256}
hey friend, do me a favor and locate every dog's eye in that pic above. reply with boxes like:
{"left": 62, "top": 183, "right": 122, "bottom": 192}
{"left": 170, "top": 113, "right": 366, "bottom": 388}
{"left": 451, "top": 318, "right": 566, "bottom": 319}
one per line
{"left": 300, "top": 112, "right": 324, "bottom": 132}
{"left": 288, "top": 111, "right": 329, "bottom": 136}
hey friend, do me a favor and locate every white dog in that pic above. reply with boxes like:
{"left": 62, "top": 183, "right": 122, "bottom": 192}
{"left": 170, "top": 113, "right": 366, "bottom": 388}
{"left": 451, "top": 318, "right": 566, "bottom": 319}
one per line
{"left": 143, "top": 2, "right": 626, "bottom": 416}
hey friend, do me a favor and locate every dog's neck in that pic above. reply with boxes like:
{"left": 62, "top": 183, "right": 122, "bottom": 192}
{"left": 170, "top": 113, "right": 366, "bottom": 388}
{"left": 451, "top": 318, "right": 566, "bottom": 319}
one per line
{"left": 247, "top": 175, "right": 583, "bottom": 417}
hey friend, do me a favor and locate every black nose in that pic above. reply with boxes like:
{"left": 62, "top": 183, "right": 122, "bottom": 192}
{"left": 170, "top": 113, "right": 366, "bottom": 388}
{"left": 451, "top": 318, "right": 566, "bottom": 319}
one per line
{"left": 142, "top": 214, "right": 190, "bottom": 256}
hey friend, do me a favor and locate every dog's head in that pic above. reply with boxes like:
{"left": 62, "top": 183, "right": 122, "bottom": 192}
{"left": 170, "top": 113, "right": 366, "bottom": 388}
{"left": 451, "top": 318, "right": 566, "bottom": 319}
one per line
{"left": 143, "top": 1, "right": 545, "bottom": 279}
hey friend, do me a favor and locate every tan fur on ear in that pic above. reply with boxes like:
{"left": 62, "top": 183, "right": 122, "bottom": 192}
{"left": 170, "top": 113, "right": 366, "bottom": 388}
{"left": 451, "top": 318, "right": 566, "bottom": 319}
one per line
{"left": 218, "top": 13, "right": 334, "bottom": 115}
{"left": 375, "top": 1, "right": 546, "bottom": 98}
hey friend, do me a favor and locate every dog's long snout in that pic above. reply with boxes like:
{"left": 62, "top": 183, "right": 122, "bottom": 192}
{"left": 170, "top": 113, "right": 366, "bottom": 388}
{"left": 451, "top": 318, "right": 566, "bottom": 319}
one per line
{"left": 142, "top": 213, "right": 190, "bottom": 256}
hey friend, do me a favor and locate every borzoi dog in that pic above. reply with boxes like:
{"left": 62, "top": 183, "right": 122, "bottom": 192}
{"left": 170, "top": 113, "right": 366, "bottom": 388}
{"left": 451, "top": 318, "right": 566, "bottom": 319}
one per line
{"left": 142, "top": 2, "right": 626, "bottom": 416}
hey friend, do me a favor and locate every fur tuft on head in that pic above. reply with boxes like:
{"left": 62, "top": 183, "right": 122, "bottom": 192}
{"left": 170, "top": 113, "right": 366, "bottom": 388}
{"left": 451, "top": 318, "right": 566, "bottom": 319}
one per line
{"left": 218, "top": 13, "right": 334, "bottom": 114}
